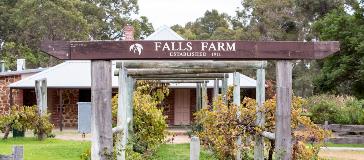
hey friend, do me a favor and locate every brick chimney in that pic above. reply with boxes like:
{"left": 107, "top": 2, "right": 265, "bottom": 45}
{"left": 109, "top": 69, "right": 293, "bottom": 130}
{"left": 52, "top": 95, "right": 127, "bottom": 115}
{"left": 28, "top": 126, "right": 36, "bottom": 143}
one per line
{"left": 16, "top": 59, "right": 26, "bottom": 71}
{"left": 122, "top": 25, "right": 134, "bottom": 40}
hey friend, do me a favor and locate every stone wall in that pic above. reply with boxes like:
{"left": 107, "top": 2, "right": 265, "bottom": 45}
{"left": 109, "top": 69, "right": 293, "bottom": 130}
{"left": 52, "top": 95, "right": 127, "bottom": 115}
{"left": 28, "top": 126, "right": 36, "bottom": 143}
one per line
{"left": 0, "top": 75, "right": 23, "bottom": 114}
{"left": 49, "top": 89, "right": 79, "bottom": 128}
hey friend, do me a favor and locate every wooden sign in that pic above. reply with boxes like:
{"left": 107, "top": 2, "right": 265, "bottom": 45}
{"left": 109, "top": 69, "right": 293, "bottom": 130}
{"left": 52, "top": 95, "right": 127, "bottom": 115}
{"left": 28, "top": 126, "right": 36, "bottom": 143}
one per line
{"left": 41, "top": 40, "right": 340, "bottom": 60}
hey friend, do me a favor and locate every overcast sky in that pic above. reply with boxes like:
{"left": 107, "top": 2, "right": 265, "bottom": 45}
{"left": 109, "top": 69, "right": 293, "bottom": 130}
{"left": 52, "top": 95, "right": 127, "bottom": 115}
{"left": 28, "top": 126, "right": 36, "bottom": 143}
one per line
{"left": 138, "top": 0, "right": 241, "bottom": 29}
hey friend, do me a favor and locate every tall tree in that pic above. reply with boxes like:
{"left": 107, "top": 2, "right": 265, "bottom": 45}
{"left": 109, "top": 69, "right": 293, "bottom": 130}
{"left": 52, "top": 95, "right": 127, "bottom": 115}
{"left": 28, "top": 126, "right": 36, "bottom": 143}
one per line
{"left": 237, "top": 0, "right": 346, "bottom": 97}
{"left": 313, "top": 2, "right": 364, "bottom": 98}
{"left": 172, "top": 10, "right": 232, "bottom": 40}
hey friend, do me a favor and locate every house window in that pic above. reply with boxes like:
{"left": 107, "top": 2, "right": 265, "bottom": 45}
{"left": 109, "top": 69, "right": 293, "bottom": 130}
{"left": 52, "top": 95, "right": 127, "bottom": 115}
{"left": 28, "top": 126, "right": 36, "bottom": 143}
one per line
{"left": 79, "top": 89, "right": 91, "bottom": 102}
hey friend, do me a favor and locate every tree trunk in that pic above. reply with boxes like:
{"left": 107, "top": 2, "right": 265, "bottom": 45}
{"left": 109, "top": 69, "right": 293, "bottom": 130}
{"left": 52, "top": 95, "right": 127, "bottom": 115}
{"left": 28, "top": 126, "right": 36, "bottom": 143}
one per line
{"left": 2, "top": 125, "right": 11, "bottom": 140}
{"left": 268, "top": 139, "right": 275, "bottom": 160}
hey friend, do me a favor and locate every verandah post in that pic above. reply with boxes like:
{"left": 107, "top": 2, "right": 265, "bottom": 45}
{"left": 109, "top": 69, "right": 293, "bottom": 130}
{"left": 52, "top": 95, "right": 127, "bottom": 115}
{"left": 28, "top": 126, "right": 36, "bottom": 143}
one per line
{"left": 275, "top": 60, "right": 293, "bottom": 160}
{"left": 35, "top": 79, "right": 47, "bottom": 115}
{"left": 196, "top": 83, "right": 202, "bottom": 110}
{"left": 213, "top": 78, "right": 219, "bottom": 101}
{"left": 254, "top": 66, "right": 265, "bottom": 160}
{"left": 222, "top": 74, "right": 228, "bottom": 104}
{"left": 91, "top": 60, "right": 113, "bottom": 160}
{"left": 233, "top": 72, "right": 241, "bottom": 160}
{"left": 201, "top": 81, "right": 208, "bottom": 108}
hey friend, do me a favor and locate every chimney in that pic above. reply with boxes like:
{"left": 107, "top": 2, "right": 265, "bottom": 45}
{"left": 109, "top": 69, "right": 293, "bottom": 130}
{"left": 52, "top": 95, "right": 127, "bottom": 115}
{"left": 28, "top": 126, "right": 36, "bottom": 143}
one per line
{"left": 0, "top": 60, "right": 4, "bottom": 72}
{"left": 16, "top": 59, "right": 26, "bottom": 71}
{"left": 122, "top": 25, "right": 134, "bottom": 40}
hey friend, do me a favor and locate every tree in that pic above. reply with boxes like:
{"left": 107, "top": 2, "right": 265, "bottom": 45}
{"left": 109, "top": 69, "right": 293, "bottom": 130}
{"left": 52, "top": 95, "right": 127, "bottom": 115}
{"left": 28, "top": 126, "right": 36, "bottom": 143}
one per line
{"left": 237, "top": 0, "right": 346, "bottom": 95}
{"left": 313, "top": 3, "right": 364, "bottom": 98}
{"left": 171, "top": 10, "right": 233, "bottom": 40}
{"left": 0, "top": 0, "right": 152, "bottom": 69}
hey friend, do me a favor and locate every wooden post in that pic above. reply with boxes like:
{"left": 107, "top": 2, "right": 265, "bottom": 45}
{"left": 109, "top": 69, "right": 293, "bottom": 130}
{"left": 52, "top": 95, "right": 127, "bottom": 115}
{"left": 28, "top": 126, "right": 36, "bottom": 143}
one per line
{"left": 190, "top": 136, "right": 200, "bottom": 160}
{"left": 275, "top": 60, "right": 293, "bottom": 160}
{"left": 254, "top": 68, "right": 265, "bottom": 160}
{"left": 196, "top": 83, "right": 202, "bottom": 110}
{"left": 13, "top": 145, "right": 23, "bottom": 160}
{"left": 41, "top": 80, "right": 47, "bottom": 114}
{"left": 233, "top": 72, "right": 241, "bottom": 160}
{"left": 324, "top": 121, "right": 329, "bottom": 143}
{"left": 59, "top": 90, "right": 63, "bottom": 132}
{"left": 35, "top": 79, "right": 47, "bottom": 115}
{"left": 127, "top": 77, "right": 135, "bottom": 136}
{"left": 117, "top": 65, "right": 128, "bottom": 160}
{"left": 213, "top": 79, "right": 219, "bottom": 102}
{"left": 222, "top": 74, "right": 228, "bottom": 104}
{"left": 201, "top": 82, "right": 208, "bottom": 108}
{"left": 91, "top": 60, "right": 113, "bottom": 160}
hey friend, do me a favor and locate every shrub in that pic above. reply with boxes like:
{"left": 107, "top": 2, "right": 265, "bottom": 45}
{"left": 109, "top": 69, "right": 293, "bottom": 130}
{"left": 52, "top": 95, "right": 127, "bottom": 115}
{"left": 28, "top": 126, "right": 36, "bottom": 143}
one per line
{"left": 307, "top": 94, "right": 364, "bottom": 124}
{"left": 195, "top": 96, "right": 329, "bottom": 160}
{"left": 112, "top": 81, "right": 168, "bottom": 158}
{"left": 0, "top": 105, "right": 54, "bottom": 140}
{"left": 131, "top": 91, "right": 167, "bottom": 154}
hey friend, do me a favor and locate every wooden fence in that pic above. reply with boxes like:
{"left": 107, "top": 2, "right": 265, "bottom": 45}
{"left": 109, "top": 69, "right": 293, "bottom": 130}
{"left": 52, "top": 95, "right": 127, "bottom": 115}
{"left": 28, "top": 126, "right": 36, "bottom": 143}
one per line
{"left": 0, "top": 146, "right": 23, "bottom": 160}
{"left": 323, "top": 122, "right": 364, "bottom": 144}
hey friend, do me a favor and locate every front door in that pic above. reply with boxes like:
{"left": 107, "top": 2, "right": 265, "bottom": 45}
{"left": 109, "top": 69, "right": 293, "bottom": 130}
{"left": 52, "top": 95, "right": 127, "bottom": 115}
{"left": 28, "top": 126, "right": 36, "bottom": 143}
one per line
{"left": 174, "top": 89, "right": 191, "bottom": 125}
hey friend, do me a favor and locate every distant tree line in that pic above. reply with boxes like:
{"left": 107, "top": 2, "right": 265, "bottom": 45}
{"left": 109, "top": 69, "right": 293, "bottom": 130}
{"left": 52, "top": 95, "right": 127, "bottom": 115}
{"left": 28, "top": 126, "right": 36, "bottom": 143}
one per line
{"left": 171, "top": 0, "right": 364, "bottom": 98}
{"left": 0, "top": 0, "right": 154, "bottom": 69}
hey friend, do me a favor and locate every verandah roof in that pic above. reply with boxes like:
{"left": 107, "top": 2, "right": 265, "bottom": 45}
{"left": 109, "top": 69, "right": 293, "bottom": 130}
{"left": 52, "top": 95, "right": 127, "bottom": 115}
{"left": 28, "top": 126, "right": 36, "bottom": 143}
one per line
{"left": 8, "top": 60, "right": 257, "bottom": 89}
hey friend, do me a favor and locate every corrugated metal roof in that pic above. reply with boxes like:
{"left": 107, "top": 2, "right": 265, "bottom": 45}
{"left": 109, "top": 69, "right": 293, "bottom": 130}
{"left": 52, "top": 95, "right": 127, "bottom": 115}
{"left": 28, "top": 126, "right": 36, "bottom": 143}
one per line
{"left": 0, "top": 68, "right": 45, "bottom": 77}
{"left": 9, "top": 61, "right": 107, "bottom": 88}
{"left": 145, "top": 25, "right": 184, "bottom": 40}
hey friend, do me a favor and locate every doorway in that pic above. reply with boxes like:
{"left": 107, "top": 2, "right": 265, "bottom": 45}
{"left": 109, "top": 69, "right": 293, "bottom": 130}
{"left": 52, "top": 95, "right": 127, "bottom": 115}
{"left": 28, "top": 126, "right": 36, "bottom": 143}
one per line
{"left": 174, "top": 89, "right": 191, "bottom": 125}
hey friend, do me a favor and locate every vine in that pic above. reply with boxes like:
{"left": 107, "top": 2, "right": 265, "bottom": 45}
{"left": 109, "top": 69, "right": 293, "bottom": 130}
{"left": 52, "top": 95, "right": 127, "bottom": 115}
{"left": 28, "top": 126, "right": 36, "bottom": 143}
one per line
{"left": 194, "top": 96, "right": 330, "bottom": 159}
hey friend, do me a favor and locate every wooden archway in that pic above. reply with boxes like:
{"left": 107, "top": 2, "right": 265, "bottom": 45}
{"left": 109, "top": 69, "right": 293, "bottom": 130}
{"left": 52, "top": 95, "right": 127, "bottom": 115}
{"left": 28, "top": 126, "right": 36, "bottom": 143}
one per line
{"left": 41, "top": 40, "right": 339, "bottom": 160}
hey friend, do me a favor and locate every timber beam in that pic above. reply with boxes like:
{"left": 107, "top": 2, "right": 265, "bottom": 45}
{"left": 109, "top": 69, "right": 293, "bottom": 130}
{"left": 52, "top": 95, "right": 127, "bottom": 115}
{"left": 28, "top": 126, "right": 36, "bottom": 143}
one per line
{"left": 114, "top": 68, "right": 246, "bottom": 76}
{"left": 159, "top": 80, "right": 209, "bottom": 83}
{"left": 135, "top": 78, "right": 222, "bottom": 80}
{"left": 116, "top": 61, "right": 267, "bottom": 69}
{"left": 130, "top": 73, "right": 227, "bottom": 79}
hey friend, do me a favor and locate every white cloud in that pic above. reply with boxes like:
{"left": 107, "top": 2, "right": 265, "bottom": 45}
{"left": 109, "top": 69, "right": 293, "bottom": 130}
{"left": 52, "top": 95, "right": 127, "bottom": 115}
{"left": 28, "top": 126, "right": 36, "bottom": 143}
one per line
{"left": 138, "top": 0, "right": 241, "bottom": 28}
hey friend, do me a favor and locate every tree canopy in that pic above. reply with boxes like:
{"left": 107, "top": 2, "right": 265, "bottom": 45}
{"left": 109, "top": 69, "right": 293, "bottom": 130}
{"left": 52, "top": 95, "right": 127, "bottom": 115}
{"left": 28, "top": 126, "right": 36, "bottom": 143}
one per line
{"left": 172, "top": 0, "right": 363, "bottom": 97}
{"left": 0, "top": 0, "right": 153, "bottom": 69}
{"left": 313, "top": 2, "right": 364, "bottom": 98}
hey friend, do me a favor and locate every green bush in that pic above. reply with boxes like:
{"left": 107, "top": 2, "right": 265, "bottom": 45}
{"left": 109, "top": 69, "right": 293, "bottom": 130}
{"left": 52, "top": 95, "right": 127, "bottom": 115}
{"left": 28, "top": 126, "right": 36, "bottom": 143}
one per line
{"left": 307, "top": 94, "right": 364, "bottom": 124}
{"left": 131, "top": 91, "right": 167, "bottom": 155}
{"left": 111, "top": 81, "right": 168, "bottom": 158}
{"left": 0, "top": 105, "right": 54, "bottom": 140}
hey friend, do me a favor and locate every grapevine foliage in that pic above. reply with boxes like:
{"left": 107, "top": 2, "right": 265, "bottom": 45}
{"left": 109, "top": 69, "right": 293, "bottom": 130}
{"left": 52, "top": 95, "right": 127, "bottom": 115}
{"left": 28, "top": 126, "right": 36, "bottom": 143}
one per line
{"left": 195, "top": 96, "right": 329, "bottom": 159}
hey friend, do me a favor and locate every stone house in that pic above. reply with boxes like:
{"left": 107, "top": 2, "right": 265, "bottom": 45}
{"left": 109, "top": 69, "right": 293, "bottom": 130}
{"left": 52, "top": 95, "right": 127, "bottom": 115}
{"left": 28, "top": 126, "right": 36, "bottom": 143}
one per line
{"left": 0, "top": 59, "right": 45, "bottom": 114}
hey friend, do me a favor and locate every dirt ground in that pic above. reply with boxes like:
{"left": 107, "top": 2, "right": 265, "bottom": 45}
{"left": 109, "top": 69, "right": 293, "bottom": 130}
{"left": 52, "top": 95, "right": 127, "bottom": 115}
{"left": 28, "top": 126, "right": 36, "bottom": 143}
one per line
{"left": 319, "top": 150, "right": 364, "bottom": 160}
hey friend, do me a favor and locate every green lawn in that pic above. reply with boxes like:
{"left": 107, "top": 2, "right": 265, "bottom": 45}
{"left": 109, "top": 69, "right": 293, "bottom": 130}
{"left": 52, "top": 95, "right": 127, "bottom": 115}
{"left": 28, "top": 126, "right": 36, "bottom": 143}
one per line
{"left": 0, "top": 138, "right": 90, "bottom": 160}
{"left": 325, "top": 142, "right": 364, "bottom": 148}
{"left": 151, "top": 143, "right": 217, "bottom": 160}
{"left": 1, "top": 138, "right": 216, "bottom": 160}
